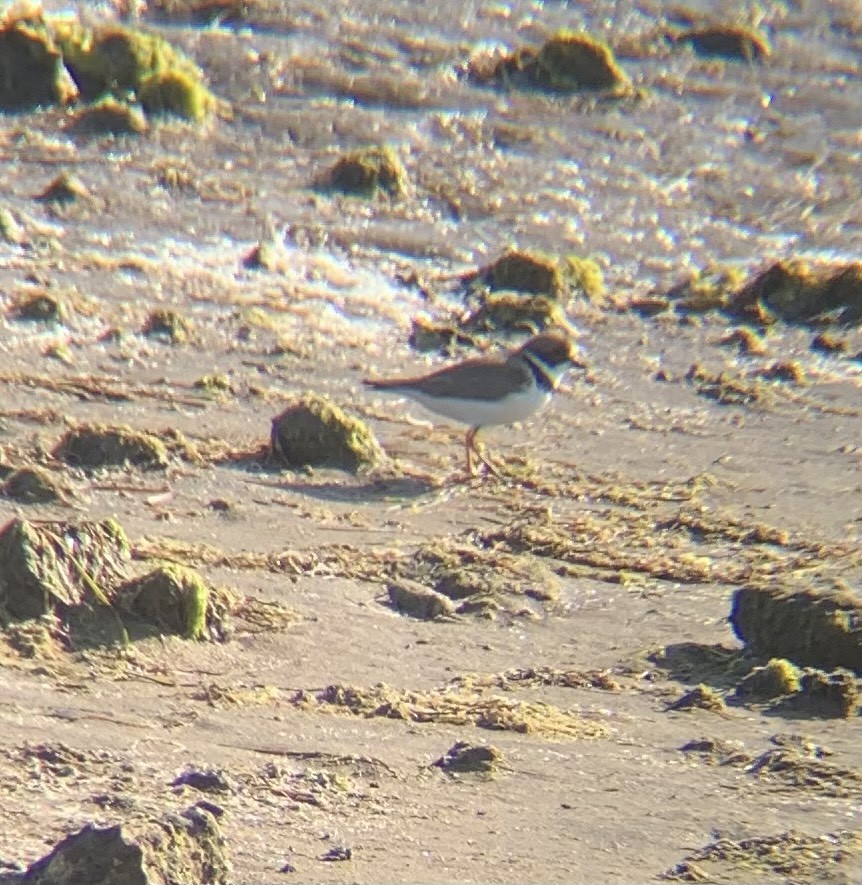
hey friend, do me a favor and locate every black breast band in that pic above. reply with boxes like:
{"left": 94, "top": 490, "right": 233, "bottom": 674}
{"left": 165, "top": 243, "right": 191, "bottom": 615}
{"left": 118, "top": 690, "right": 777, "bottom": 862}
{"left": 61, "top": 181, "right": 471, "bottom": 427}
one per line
{"left": 521, "top": 354, "right": 555, "bottom": 391}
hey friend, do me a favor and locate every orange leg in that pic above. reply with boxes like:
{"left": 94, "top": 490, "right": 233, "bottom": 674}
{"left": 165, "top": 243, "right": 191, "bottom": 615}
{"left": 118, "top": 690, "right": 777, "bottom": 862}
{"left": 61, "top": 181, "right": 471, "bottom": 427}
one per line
{"left": 465, "top": 427, "right": 478, "bottom": 476}
{"left": 465, "top": 427, "right": 502, "bottom": 478}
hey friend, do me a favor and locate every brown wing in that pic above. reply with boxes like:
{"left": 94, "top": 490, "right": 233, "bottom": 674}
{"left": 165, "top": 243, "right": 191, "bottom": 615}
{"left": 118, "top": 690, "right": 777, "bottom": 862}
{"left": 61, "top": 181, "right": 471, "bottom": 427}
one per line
{"left": 365, "top": 357, "right": 533, "bottom": 401}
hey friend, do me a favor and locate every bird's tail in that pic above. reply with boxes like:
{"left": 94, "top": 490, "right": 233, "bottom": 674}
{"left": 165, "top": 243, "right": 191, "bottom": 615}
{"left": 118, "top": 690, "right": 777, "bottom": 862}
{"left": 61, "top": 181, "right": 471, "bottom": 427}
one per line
{"left": 363, "top": 378, "right": 404, "bottom": 391}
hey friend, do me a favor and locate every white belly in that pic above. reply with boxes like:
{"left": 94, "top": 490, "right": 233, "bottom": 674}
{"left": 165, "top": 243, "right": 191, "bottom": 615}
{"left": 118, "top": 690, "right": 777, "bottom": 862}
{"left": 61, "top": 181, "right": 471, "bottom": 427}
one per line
{"left": 401, "top": 386, "right": 551, "bottom": 427}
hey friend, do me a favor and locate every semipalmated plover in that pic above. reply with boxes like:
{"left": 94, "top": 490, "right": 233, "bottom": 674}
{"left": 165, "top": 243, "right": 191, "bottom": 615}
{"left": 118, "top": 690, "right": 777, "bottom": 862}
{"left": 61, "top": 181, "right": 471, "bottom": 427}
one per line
{"left": 364, "top": 330, "right": 583, "bottom": 475}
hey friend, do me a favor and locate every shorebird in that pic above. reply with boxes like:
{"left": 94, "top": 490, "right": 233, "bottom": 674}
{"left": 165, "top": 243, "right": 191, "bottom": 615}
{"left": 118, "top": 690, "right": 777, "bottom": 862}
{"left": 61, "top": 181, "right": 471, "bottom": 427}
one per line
{"left": 364, "top": 330, "right": 583, "bottom": 475}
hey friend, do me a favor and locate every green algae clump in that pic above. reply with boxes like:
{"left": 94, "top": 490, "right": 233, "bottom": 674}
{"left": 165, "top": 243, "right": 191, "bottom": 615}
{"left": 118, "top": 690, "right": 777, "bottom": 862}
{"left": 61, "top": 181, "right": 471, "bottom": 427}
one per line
{"left": 433, "top": 740, "right": 502, "bottom": 775}
{"left": 67, "top": 95, "right": 148, "bottom": 136}
{"left": 120, "top": 564, "right": 216, "bottom": 640}
{"left": 486, "top": 248, "right": 563, "bottom": 296}
{"left": 0, "top": 516, "right": 130, "bottom": 621}
{"left": 463, "top": 293, "right": 567, "bottom": 336}
{"left": 142, "top": 308, "right": 192, "bottom": 343}
{"left": 663, "top": 831, "right": 862, "bottom": 885}
{"left": 1, "top": 465, "right": 71, "bottom": 504}
{"left": 679, "top": 24, "right": 770, "bottom": 62}
{"left": 533, "top": 31, "right": 631, "bottom": 92}
{"left": 1, "top": 12, "right": 216, "bottom": 122}
{"left": 21, "top": 806, "right": 230, "bottom": 885}
{"left": 666, "top": 264, "right": 745, "bottom": 314}
{"left": 270, "top": 394, "right": 383, "bottom": 473}
{"left": 466, "top": 248, "right": 604, "bottom": 304}
{"left": 10, "top": 289, "right": 64, "bottom": 322}
{"left": 322, "top": 145, "right": 406, "bottom": 198}
{"left": 492, "top": 31, "right": 631, "bottom": 95}
{"left": 56, "top": 23, "right": 194, "bottom": 96}
{"left": 731, "top": 585, "right": 862, "bottom": 674}
{"left": 139, "top": 68, "right": 214, "bottom": 121}
{"left": 35, "top": 172, "right": 91, "bottom": 204}
{"left": 53, "top": 423, "right": 169, "bottom": 470}
{"left": 0, "top": 6, "right": 78, "bottom": 111}
{"left": 666, "top": 683, "right": 727, "bottom": 713}
{"left": 775, "top": 668, "right": 860, "bottom": 719}
{"left": 408, "top": 318, "right": 479, "bottom": 354}
{"left": 733, "top": 658, "right": 801, "bottom": 701}
{"left": 726, "top": 260, "right": 862, "bottom": 326}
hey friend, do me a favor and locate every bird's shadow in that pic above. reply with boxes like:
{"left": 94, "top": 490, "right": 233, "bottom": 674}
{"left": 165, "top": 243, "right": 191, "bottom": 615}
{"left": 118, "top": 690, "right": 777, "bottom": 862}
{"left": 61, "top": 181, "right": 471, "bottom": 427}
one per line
{"left": 285, "top": 473, "right": 439, "bottom": 504}
{"left": 237, "top": 467, "right": 441, "bottom": 504}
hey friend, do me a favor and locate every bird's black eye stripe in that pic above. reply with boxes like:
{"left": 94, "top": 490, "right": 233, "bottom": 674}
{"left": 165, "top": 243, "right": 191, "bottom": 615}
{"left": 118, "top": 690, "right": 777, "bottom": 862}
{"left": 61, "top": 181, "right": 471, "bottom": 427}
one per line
{"left": 521, "top": 352, "right": 555, "bottom": 391}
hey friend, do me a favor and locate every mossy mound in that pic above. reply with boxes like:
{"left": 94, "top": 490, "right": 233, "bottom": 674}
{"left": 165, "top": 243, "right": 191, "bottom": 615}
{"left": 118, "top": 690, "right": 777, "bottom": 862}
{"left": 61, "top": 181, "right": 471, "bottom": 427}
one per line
{"left": 270, "top": 394, "right": 383, "bottom": 473}
{"left": 684, "top": 363, "right": 762, "bottom": 406}
{"left": 1, "top": 466, "right": 71, "bottom": 504}
{"left": 533, "top": 31, "right": 631, "bottom": 91}
{"left": 485, "top": 248, "right": 563, "bottom": 296}
{"left": 733, "top": 658, "right": 801, "bottom": 701}
{"left": 408, "top": 317, "right": 480, "bottom": 353}
{"left": 9, "top": 290, "right": 64, "bottom": 322}
{"left": 53, "top": 423, "right": 169, "bottom": 470}
{"left": 772, "top": 668, "right": 860, "bottom": 719}
{"left": 67, "top": 96, "right": 148, "bottom": 136}
{"left": 242, "top": 239, "right": 290, "bottom": 272}
{"left": 663, "top": 831, "right": 862, "bottom": 884}
{"left": 142, "top": 308, "right": 192, "bottom": 343}
{"left": 462, "top": 293, "right": 567, "bottom": 335}
{"left": 387, "top": 579, "right": 457, "bottom": 620}
{"left": 0, "top": 517, "right": 239, "bottom": 648}
{"left": 0, "top": 8, "right": 216, "bottom": 121}
{"left": 194, "top": 372, "right": 233, "bottom": 394}
{"left": 54, "top": 22, "right": 214, "bottom": 114}
{"left": 0, "top": 517, "right": 130, "bottom": 621}
{"left": 725, "top": 260, "right": 862, "bottom": 326}
{"left": 490, "top": 30, "right": 631, "bottom": 94}
{"left": 19, "top": 805, "right": 230, "bottom": 885}
{"left": 666, "top": 683, "right": 727, "bottom": 713}
{"left": 754, "top": 359, "right": 806, "bottom": 386}
{"left": 433, "top": 740, "right": 502, "bottom": 774}
{"left": 321, "top": 146, "right": 406, "bottom": 198}
{"left": 716, "top": 327, "right": 767, "bottom": 356}
{"left": 678, "top": 24, "right": 771, "bottom": 61}
{"left": 0, "top": 206, "right": 26, "bottom": 244}
{"left": 0, "top": 7, "right": 78, "bottom": 111}
{"left": 731, "top": 585, "right": 862, "bottom": 674}
{"left": 472, "top": 248, "right": 604, "bottom": 301}
{"left": 35, "top": 172, "right": 92, "bottom": 204}
{"left": 672, "top": 259, "right": 862, "bottom": 328}
{"left": 666, "top": 264, "right": 746, "bottom": 314}
{"left": 139, "top": 68, "right": 214, "bottom": 121}
{"left": 119, "top": 564, "right": 228, "bottom": 640}
{"left": 465, "top": 248, "right": 604, "bottom": 303}
{"left": 811, "top": 332, "right": 848, "bottom": 354}
{"left": 412, "top": 250, "right": 599, "bottom": 351}
{"left": 150, "top": 0, "right": 252, "bottom": 26}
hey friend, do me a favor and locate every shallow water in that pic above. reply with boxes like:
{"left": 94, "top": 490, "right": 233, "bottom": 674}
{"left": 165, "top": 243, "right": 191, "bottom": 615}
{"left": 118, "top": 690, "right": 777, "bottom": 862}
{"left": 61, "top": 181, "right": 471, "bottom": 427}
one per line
{"left": 12, "top": 0, "right": 862, "bottom": 339}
